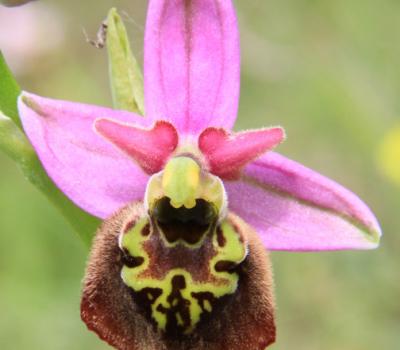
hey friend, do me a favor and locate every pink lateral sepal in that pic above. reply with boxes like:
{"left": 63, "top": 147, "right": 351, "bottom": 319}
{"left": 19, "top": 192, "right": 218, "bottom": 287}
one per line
{"left": 198, "top": 126, "right": 285, "bottom": 179}
{"left": 95, "top": 119, "right": 179, "bottom": 174}
{"left": 225, "top": 152, "right": 381, "bottom": 251}
{"left": 18, "top": 92, "right": 152, "bottom": 219}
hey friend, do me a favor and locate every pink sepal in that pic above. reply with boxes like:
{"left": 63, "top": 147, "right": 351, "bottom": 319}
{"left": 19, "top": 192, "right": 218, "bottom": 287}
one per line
{"left": 225, "top": 152, "right": 381, "bottom": 251}
{"left": 18, "top": 92, "right": 151, "bottom": 219}
{"left": 144, "top": 0, "right": 240, "bottom": 133}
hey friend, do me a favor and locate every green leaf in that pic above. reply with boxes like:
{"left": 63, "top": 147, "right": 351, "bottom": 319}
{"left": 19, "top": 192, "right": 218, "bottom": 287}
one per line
{"left": 0, "top": 56, "right": 100, "bottom": 246}
{"left": 106, "top": 8, "right": 145, "bottom": 115}
{"left": 0, "top": 52, "right": 21, "bottom": 127}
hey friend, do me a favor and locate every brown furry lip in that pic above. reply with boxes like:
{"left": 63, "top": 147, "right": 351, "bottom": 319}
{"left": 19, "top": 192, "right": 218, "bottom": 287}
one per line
{"left": 81, "top": 202, "right": 276, "bottom": 350}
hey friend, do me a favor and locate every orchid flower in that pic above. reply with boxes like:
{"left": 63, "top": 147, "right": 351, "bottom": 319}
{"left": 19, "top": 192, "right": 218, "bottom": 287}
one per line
{"left": 16, "top": 1, "right": 380, "bottom": 349}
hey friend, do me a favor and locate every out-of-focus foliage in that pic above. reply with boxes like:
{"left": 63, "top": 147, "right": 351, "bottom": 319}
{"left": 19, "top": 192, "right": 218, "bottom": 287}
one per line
{"left": 0, "top": 1, "right": 398, "bottom": 349}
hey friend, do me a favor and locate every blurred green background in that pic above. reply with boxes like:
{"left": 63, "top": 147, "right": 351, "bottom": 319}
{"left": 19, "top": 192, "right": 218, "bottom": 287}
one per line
{"left": 0, "top": 0, "right": 399, "bottom": 349}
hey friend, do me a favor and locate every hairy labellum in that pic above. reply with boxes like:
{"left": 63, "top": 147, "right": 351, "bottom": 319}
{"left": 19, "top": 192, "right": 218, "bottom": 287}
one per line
{"left": 81, "top": 202, "right": 275, "bottom": 350}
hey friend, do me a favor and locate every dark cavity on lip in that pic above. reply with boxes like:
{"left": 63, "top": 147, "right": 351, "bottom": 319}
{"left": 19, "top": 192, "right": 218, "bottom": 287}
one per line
{"left": 153, "top": 198, "right": 217, "bottom": 245}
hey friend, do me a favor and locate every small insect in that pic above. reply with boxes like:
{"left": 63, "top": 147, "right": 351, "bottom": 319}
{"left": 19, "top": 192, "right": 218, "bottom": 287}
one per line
{"left": 84, "top": 19, "right": 108, "bottom": 49}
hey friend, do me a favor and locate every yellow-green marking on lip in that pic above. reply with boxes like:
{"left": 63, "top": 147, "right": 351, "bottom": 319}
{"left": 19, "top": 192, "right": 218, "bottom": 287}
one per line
{"left": 120, "top": 215, "right": 248, "bottom": 334}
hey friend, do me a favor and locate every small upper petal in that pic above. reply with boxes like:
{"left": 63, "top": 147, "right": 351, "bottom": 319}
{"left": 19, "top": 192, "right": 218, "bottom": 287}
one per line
{"left": 144, "top": 0, "right": 240, "bottom": 133}
{"left": 95, "top": 119, "right": 178, "bottom": 174}
{"left": 199, "top": 126, "right": 285, "bottom": 179}
{"left": 18, "top": 92, "right": 152, "bottom": 219}
{"left": 225, "top": 152, "right": 381, "bottom": 251}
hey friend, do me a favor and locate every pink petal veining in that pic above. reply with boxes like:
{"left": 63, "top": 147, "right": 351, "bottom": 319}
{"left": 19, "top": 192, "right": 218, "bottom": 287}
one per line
{"left": 18, "top": 92, "right": 151, "bottom": 219}
{"left": 144, "top": 0, "right": 240, "bottom": 134}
